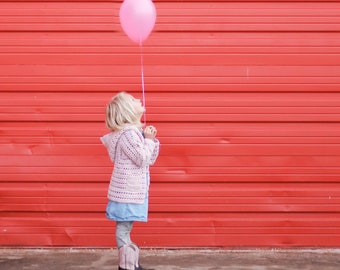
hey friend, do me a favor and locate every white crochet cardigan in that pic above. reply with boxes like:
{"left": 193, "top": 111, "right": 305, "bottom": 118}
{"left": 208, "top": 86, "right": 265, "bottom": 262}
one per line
{"left": 101, "top": 125, "right": 160, "bottom": 204}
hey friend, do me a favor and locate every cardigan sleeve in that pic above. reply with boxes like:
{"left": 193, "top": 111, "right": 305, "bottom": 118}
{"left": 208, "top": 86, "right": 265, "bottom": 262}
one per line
{"left": 146, "top": 138, "right": 160, "bottom": 165}
{"left": 119, "top": 129, "right": 159, "bottom": 167}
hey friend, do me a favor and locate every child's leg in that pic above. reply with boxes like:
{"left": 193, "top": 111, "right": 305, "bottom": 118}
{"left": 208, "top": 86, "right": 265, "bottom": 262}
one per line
{"left": 116, "top": 221, "right": 133, "bottom": 248}
{"left": 116, "top": 222, "right": 152, "bottom": 270}
{"left": 116, "top": 221, "right": 150, "bottom": 270}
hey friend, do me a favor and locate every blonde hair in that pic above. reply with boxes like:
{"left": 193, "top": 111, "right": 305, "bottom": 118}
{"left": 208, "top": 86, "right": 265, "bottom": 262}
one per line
{"left": 105, "top": 92, "right": 144, "bottom": 131}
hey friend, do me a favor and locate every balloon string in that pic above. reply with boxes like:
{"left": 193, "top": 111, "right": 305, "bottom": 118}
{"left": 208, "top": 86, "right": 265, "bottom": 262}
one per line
{"left": 139, "top": 42, "right": 146, "bottom": 125}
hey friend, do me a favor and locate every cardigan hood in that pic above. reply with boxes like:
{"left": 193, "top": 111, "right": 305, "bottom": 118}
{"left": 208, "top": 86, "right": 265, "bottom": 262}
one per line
{"left": 100, "top": 125, "right": 145, "bottom": 162}
{"left": 100, "top": 130, "right": 122, "bottom": 162}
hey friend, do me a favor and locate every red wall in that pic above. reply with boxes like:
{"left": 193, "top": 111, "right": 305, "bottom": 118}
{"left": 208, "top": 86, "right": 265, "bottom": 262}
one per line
{"left": 1, "top": 0, "right": 340, "bottom": 247}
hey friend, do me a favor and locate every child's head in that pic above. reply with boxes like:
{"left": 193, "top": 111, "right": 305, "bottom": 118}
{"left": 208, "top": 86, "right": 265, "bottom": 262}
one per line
{"left": 105, "top": 92, "right": 145, "bottom": 130}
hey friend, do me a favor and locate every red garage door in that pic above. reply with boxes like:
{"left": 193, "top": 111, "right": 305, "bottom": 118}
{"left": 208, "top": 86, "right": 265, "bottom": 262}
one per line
{"left": 1, "top": 1, "right": 340, "bottom": 247}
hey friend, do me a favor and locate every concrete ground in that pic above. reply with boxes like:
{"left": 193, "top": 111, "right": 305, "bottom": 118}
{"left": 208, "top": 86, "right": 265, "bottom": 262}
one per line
{"left": 1, "top": 248, "right": 340, "bottom": 270}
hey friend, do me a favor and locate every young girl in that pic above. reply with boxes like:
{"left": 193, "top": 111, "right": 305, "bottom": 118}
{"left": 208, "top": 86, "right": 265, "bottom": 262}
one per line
{"left": 100, "top": 92, "right": 160, "bottom": 270}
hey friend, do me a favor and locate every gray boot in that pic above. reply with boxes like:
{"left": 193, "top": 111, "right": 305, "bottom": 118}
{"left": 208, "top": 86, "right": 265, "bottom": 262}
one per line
{"left": 118, "top": 244, "right": 138, "bottom": 270}
{"left": 118, "top": 243, "right": 154, "bottom": 270}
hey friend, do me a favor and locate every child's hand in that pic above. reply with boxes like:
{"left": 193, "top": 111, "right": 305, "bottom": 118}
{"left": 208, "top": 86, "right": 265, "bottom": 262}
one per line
{"left": 144, "top": 125, "right": 157, "bottom": 139}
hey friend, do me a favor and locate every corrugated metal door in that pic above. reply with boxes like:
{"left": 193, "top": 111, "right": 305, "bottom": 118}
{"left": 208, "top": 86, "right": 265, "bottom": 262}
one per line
{"left": 1, "top": 1, "right": 340, "bottom": 247}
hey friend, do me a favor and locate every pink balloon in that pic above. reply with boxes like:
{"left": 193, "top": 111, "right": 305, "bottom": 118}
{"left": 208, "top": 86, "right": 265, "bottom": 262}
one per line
{"left": 119, "top": 0, "right": 157, "bottom": 44}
